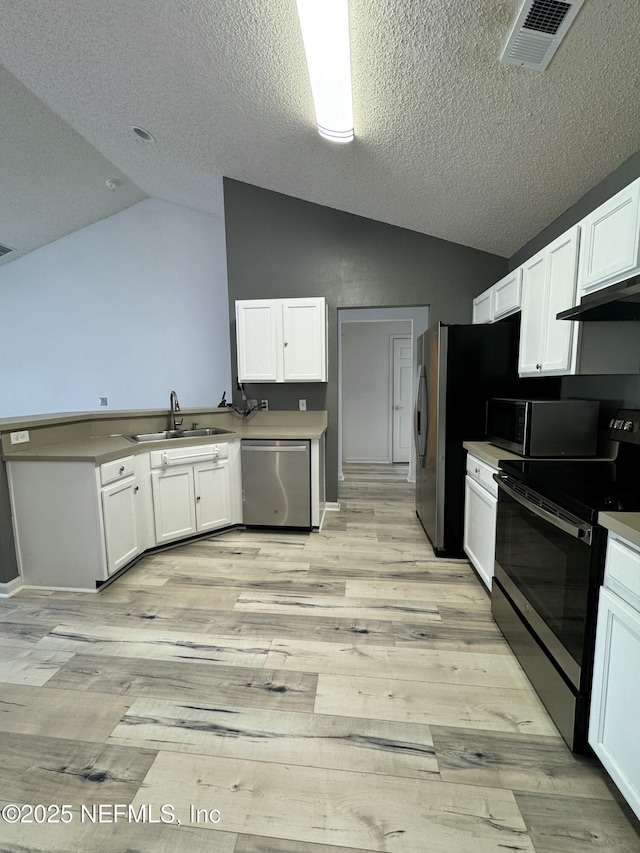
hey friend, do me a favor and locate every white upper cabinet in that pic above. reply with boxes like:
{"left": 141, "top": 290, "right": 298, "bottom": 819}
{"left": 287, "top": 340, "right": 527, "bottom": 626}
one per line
{"left": 472, "top": 289, "right": 493, "bottom": 324}
{"left": 519, "top": 224, "right": 639, "bottom": 378}
{"left": 519, "top": 227, "right": 579, "bottom": 376}
{"left": 578, "top": 177, "right": 640, "bottom": 297}
{"left": 493, "top": 268, "right": 523, "bottom": 320}
{"left": 235, "top": 300, "right": 280, "bottom": 382}
{"left": 236, "top": 297, "right": 327, "bottom": 383}
{"left": 472, "top": 268, "right": 522, "bottom": 324}
{"left": 282, "top": 299, "right": 327, "bottom": 381}
{"left": 519, "top": 248, "right": 550, "bottom": 374}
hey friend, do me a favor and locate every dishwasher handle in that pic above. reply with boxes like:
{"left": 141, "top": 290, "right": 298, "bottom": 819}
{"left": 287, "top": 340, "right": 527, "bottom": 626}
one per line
{"left": 241, "top": 445, "right": 308, "bottom": 452}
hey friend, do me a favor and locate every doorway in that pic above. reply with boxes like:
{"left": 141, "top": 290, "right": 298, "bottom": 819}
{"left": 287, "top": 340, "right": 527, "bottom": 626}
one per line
{"left": 338, "top": 306, "right": 429, "bottom": 484}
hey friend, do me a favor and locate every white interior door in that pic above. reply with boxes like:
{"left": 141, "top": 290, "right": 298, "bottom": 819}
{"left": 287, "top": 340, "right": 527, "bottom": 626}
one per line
{"left": 392, "top": 337, "right": 412, "bottom": 462}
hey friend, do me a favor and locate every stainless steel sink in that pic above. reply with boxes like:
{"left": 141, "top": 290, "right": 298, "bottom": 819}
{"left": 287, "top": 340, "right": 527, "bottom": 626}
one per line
{"left": 124, "top": 427, "right": 234, "bottom": 443}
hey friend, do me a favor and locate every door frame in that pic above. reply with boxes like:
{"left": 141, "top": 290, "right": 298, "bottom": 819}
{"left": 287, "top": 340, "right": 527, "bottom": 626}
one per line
{"left": 337, "top": 306, "right": 429, "bottom": 484}
{"left": 390, "top": 335, "right": 412, "bottom": 463}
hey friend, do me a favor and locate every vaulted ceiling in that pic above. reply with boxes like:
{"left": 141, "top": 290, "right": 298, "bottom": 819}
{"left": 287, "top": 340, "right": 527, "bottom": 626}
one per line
{"left": 1, "top": 0, "right": 639, "bottom": 268}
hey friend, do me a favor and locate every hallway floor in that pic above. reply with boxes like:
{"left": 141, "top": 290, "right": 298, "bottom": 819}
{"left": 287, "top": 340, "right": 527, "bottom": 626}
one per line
{"left": 0, "top": 463, "right": 638, "bottom": 851}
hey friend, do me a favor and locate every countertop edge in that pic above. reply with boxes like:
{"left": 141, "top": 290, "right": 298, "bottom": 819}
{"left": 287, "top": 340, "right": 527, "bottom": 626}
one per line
{"left": 463, "top": 441, "right": 524, "bottom": 467}
{"left": 598, "top": 512, "right": 640, "bottom": 549}
{"left": 3, "top": 426, "right": 327, "bottom": 464}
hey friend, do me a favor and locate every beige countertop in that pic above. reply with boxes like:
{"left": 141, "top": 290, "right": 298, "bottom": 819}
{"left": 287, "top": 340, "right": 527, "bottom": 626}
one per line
{"left": 462, "top": 441, "right": 525, "bottom": 467}
{"left": 1, "top": 409, "right": 327, "bottom": 464}
{"left": 598, "top": 512, "right": 640, "bottom": 549}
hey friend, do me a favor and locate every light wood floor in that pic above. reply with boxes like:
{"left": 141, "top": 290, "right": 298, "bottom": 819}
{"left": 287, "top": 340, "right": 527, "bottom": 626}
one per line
{"left": 0, "top": 462, "right": 639, "bottom": 852}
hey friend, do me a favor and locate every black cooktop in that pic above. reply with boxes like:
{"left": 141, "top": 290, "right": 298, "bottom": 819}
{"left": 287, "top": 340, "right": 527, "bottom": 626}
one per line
{"left": 499, "top": 458, "right": 640, "bottom": 524}
{"left": 498, "top": 408, "right": 640, "bottom": 524}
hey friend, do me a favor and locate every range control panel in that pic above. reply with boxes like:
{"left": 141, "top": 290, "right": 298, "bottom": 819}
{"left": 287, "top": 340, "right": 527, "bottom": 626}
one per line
{"left": 609, "top": 409, "right": 640, "bottom": 443}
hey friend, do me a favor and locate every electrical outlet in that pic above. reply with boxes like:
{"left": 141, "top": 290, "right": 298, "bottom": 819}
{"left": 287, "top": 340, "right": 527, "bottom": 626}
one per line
{"left": 298, "top": 399, "right": 307, "bottom": 411}
{"left": 99, "top": 397, "right": 108, "bottom": 407}
{"left": 261, "top": 399, "right": 269, "bottom": 410}
{"left": 10, "top": 430, "right": 30, "bottom": 445}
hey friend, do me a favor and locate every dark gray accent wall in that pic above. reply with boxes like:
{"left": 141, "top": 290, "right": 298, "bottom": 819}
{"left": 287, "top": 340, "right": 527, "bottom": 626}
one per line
{"left": 508, "top": 150, "right": 640, "bottom": 418}
{"left": 223, "top": 179, "right": 507, "bottom": 502}
{"left": 510, "top": 150, "right": 640, "bottom": 270}
{"left": 0, "top": 460, "right": 18, "bottom": 583}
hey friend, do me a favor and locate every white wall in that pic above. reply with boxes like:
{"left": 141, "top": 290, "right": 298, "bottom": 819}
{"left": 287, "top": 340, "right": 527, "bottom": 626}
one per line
{"left": 342, "top": 320, "right": 412, "bottom": 463}
{"left": 0, "top": 199, "right": 232, "bottom": 417}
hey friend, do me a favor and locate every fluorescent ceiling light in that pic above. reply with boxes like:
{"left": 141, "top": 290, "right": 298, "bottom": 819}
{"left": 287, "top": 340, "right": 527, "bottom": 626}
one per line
{"left": 296, "top": 0, "right": 354, "bottom": 143}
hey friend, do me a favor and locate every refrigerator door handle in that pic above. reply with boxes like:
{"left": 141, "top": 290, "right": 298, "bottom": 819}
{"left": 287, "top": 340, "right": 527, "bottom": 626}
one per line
{"left": 413, "top": 366, "right": 427, "bottom": 465}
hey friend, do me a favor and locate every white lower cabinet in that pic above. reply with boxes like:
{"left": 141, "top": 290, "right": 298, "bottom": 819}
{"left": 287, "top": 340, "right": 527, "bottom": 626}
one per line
{"left": 6, "top": 441, "right": 242, "bottom": 591}
{"left": 195, "top": 462, "right": 231, "bottom": 531}
{"left": 7, "top": 455, "right": 150, "bottom": 590}
{"left": 152, "top": 466, "right": 197, "bottom": 543}
{"left": 151, "top": 458, "right": 231, "bottom": 544}
{"left": 463, "top": 453, "right": 498, "bottom": 590}
{"left": 101, "top": 476, "right": 141, "bottom": 574}
{"left": 150, "top": 441, "right": 240, "bottom": 545}
{"left": 589, "top": 533, "right": 640, "bottom": 820}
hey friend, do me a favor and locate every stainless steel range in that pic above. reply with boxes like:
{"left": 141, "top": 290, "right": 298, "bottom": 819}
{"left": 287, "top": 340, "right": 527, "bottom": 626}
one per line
{"left": 492, "top": 409, "right": 640, "bottom": 753}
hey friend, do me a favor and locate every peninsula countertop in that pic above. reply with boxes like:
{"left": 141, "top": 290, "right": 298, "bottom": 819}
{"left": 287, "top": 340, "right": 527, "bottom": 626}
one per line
{"left": 1, "top": 408, "right": 328, "bottom": 464}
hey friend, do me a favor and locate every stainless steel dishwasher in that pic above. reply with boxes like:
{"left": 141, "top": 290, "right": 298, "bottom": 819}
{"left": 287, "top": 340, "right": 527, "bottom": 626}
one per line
{"left": 241, "top": 439, "right": 311, "bottom": 528}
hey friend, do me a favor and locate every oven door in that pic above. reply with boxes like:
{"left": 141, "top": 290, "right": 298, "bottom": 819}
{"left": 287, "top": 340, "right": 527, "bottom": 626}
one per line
{"left": 493, "top": 473, "right": 594, "bottom": 690}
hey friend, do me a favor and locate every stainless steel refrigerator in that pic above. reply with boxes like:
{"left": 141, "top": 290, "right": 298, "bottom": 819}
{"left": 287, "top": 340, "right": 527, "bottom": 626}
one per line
{"left": 414, "top": 321, "right": 558, "bottom": 557}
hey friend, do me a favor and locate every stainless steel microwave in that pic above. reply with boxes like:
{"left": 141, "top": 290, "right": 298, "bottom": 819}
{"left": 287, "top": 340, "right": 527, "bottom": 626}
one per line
{"left": 486, "top": 398, "right": 599, "bottom": 457}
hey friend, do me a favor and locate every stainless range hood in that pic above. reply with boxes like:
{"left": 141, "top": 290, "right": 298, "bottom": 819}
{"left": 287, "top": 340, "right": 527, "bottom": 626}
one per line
{"left": 557, "top": 275, "right": 640, "bottom": 321}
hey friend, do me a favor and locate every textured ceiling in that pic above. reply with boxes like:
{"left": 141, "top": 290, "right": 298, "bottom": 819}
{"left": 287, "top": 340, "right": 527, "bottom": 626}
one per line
{"left": 1, "top": 0, "right": 639, "bottom": 264}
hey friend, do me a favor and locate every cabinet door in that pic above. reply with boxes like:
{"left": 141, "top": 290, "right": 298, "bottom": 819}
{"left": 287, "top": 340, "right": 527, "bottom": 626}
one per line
{"left": 578, "top": 178, "right": 640, "bottom": 296}
{"left": 589, "top": 587, "right": 640, "bottom": 820}
{"left": 151, "top": 467, "right": 196, "bottom": 544}
{"left": 472, "top": 290, "right": 493, "bottom": 324}
{"left": 518, "top": 250, "right": 547, "bottom": 375}
{"left": 194, "top": 461, "right": 231, "bottom": 532}
{"left": 463, "top": 475, "right": 497, "bottom": 591}
{"left": 101, "top": 477, "right": 140, "bottom": 575}
{"left": 282, "top": 298, "right": 327, "bottom": 381}
{"left": 493, "top": 268, "right": 522, "bottom": 320}
{"left": 236, "top": 300, "right": 280, "bottom": 382}
{"left": 540, "top": 226, "right": 579, "bottom": 373}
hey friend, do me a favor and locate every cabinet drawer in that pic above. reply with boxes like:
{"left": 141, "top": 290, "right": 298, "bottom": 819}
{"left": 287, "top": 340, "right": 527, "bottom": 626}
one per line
{"left": 605, "top": 535, "right": 640, "bottom": 609}
{"left": 465, "top": 454, "right": 498, "bottom": 497}
{"left": 100, "top": 455, "right": 135, "bottom": 485}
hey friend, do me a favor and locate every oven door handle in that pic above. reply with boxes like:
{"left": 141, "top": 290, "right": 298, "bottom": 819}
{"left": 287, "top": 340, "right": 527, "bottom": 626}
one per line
{"left": 494, "top": 473, "right": 592, "bottom": 545}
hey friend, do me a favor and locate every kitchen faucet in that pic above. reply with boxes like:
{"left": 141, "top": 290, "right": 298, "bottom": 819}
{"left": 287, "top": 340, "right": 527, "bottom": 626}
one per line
{"left": 169, "top": 390, "right": 183, "bottom": 431}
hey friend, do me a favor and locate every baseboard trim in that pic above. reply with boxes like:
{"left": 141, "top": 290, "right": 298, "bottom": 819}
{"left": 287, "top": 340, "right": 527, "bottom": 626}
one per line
{"left": 324, "top": 502, "right": 341, "bottom": 511}
{"left": 0, "top": 576, "right": 24, "bottom": 598}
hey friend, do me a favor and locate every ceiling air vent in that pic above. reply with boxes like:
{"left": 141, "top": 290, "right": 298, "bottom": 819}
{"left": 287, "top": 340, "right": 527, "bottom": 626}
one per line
{"left": 0, "top": 243, "right": 14, "bottom": 259}
{"left": 500, "top": 0, "right": 584, "bottom": 71}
